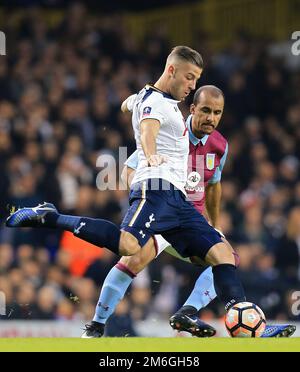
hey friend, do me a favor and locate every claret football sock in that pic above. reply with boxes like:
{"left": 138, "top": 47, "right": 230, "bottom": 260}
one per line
{"left": 212, "top": 264, "right": 246, "bottom": 311}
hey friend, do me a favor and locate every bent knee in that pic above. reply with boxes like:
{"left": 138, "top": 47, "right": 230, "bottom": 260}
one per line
{"left": 119, "top": 255, "right": 144, "bottom": 273}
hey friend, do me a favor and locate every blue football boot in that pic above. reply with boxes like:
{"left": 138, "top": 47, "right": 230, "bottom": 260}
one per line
{"left": 169, "top": 312, "right": 216, "bottom": 337}
{"left": 261, "top": 324, "right": 296, "bottom": 338}
{"left": 6, "top": 202, "right": 58, "bottom": 228}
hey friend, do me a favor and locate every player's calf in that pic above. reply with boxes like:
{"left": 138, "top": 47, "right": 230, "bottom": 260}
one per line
{"left": 6, "top": 202, "right": 131, "bottom": 256}
{"left": 204, "top": 242, "right": 246, "bottom": 311}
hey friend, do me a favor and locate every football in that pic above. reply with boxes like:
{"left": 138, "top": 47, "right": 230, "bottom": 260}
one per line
{"left": 225, "top": 302, "right": 266, "bottom": 337}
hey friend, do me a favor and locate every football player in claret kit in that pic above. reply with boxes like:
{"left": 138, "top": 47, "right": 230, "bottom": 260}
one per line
{"left": 6, "top": 46, "right": 295, "bottom": 338}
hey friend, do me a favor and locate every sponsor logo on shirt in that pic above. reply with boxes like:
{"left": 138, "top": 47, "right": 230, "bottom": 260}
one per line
{"left": 185, "top": 171, "right": 204, "bottom": 193}
{"left": 186, "top": 171, "right": 201, "bottom": 188}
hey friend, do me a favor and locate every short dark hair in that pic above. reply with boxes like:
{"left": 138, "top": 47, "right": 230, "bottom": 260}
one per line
{"left": 169, "top": 46, "right": 203, "bottom": 69}
{"left": 193, "top": 85, "right": 225, "bottom": 105}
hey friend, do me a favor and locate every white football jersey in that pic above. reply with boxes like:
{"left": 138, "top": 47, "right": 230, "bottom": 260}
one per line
{"left": 130, "top": 85, "right": 189, "bottom": 194}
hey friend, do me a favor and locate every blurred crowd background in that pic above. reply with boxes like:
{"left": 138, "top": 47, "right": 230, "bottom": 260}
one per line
{"left": 0, "top": 1, "right": 300, "bottom": 336}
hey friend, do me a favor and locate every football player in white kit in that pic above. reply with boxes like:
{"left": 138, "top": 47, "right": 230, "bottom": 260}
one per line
{"left": 7, "top": 46, "right": 257, "bottom": 338}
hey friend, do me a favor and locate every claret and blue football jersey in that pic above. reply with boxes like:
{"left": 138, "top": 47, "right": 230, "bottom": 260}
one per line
{"left": 185, "top": 114, "right": 228, "bottom": 213}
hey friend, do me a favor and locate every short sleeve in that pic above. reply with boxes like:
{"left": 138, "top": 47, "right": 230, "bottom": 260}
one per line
{"left": 139, "top": 94, "right": 166, "bottom": 125}
{"left": 208, "top": 143, "right": 228, "bottom": 184}
{"left": 126, "top": 94, "right": 137, "bottom": 112}
{"left": 124, "top": 150, "right": 139, "bottom": 170}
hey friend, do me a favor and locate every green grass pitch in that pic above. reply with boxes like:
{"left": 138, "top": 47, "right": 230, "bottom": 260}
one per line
{"left": 0, "top": 338, "right": 299, "bottom": 352}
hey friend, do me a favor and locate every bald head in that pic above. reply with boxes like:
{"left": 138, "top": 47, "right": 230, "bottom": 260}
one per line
{"left": 193, "top": 85, "right": 224, "bottom": 105}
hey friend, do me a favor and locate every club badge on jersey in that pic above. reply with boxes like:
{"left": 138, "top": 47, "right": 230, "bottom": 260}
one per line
{"left": 142, "top": 106, "right": 152, "bottom": 117}
{"left": 206, "top": 153, "right": 216, "bottom": 170}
